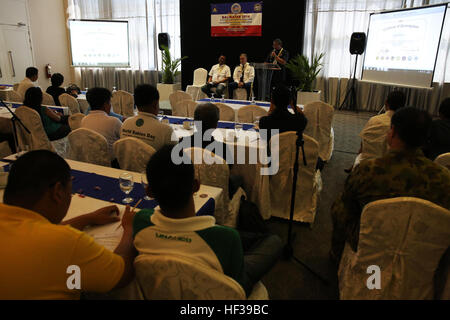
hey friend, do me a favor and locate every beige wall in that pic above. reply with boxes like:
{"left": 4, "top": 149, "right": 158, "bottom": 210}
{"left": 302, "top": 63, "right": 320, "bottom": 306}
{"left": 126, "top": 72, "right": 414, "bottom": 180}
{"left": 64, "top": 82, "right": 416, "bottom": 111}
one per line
{"left": 28, "top": 0, "right": 72, "bottom": 89}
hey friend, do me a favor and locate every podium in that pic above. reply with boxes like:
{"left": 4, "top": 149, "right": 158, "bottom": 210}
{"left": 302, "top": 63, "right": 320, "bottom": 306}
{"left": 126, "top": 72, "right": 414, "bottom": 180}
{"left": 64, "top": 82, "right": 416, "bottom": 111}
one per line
{"left": 251, "top": 63, "right": 281, "bottom": 101}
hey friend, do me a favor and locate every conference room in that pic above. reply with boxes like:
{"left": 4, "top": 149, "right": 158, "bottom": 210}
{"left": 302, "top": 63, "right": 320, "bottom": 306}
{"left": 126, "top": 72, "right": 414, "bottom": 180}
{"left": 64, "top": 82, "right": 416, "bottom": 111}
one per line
{"left": 0, "top": 0, "right": 450, "bottom": 306}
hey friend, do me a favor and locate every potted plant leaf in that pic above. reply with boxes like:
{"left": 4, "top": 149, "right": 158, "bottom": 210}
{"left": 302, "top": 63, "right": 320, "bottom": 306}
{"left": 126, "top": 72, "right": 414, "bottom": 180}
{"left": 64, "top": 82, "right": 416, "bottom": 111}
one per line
{"left": 157, "top": 45, "right": 188, "bottom": 102}
{"left": 286, "top": 52, "right": 324, "bottom": 105}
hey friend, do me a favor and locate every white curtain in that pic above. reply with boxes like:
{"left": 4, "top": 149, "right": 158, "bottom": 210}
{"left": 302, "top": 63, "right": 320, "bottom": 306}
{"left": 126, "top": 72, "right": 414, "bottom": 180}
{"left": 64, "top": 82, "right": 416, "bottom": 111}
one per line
{"left": 304, "top": 0, "right": 450, "bottom": 115}
{"left": 67, "top": 0, "right": 181, "bottom": 91}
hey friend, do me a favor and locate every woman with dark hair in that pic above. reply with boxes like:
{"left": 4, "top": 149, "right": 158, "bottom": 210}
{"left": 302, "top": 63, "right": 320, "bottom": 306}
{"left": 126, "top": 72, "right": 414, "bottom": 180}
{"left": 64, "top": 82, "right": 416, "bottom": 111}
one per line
{"left": 24, "top": 87, "right": 71, "bottom": 141}
{"left": 46, "top": 73, "right": 66, "bottom": 106}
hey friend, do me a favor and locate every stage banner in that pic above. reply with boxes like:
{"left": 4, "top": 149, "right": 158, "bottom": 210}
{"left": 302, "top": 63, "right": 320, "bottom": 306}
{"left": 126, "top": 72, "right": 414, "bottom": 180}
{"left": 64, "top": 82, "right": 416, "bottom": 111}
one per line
{"left": 211, "top": 2, "right": 263, "bottom": 37}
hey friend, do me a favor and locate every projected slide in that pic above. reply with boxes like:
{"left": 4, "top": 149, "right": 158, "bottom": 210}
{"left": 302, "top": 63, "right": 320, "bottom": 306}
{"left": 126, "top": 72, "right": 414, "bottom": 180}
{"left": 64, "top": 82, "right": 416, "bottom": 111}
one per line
{"left": 69, "top": 20, "right": 130, "bottom": 67}
{"left": 362, "top": 5, "right": 447, "bottom": 88}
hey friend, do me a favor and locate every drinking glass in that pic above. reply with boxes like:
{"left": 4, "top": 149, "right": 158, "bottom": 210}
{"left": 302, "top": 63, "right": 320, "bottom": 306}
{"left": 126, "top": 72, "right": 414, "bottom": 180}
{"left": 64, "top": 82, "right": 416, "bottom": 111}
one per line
{"left": 141, "top": 172, "right": 151, "bottom": 201}
{"left": 221, "top": 94, "right": 225, "bottom": 102}
{"left": 119, "top": 172, "right": 134, "bottom": 204}
{"left": 158, "top": 111, "right": 164, "bottom": 122}
{"left": 210, "top": 93, "right": 215, "bottom": 102}
{"left": 112, "top": 86, "right": 117, "bottom": 92}
{"left": 235, "top": 123, "right": 243, "bottom": 138}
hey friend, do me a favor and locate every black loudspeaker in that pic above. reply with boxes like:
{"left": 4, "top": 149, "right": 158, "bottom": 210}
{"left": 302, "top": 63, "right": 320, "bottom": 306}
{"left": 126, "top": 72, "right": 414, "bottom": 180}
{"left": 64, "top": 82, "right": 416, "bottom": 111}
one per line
{"left": 158, "top": 33, "right": 171, "bottom": 50}
{"left": 349, "top": 32, "right": 366, "bottom": 55}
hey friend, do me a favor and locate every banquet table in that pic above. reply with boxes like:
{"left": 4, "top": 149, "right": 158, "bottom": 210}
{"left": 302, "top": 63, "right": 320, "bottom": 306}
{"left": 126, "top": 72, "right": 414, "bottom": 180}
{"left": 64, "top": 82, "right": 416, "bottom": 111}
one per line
{"left": 0, "top": 158, "right": 223, "bottom": 251}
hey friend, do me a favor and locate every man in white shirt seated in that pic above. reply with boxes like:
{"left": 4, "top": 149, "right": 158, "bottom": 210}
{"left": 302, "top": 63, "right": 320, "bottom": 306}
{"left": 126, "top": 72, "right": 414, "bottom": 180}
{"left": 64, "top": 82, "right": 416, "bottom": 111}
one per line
{"left": 201, "top": 55, "right": 231, "bottom": 98}
{"left": 121, "top": 84, "right": 174, "bottom": 151}
{"left": 17, "top": 67, "right": 39, "bottom": 100}
{"left": 228, "top": 53, "right": 255, "bottom": 100}
{"left": 81, "top": 87, "right": 122, "bottom": 161}
{"left": 347, "top": 90, "right": 406, "bottom": 172}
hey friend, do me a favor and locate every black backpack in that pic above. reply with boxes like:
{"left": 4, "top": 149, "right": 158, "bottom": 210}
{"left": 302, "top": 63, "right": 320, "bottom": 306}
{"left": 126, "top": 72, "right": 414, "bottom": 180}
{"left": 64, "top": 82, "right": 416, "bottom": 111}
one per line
{"left": 237, "top": 196, "right": 269, "bottom": 234}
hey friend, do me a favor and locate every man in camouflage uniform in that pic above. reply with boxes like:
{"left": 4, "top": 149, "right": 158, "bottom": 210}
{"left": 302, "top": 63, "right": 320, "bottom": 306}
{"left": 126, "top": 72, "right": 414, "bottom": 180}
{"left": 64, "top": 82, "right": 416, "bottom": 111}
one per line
{"left": 331, "top": 107, "right": 450, "bottom": 263}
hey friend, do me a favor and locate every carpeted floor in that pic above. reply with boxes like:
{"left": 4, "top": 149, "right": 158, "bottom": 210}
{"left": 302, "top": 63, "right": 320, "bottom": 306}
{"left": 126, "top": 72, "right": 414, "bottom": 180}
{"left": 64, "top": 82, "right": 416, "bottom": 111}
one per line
{"left": 262, "top": 110, "right": 375, "bottom": 300}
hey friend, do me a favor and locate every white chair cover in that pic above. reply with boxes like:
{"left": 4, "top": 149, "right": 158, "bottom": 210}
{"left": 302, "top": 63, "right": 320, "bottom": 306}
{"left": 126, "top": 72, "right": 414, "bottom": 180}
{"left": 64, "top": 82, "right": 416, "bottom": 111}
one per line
{"left": 59, "top": 93, "right": 81, "bottom": 115}
{"left": 134, "top": 254, "right": 245, "bottom": 300}
{"left": 269, "top": 132, "right": 322, "bottom": 223}
{"left": 8, "top": 90, "right": 22, "bottom": 103}
{"left": 338, "top": 197, "right": 450, "bottom": 300}
{"left": 42, "top": 92, "right": 55, "bottom": 106}
{"left": 233, "top": 88, "right": 254, "bottom": 101}
{"left": 113, "top": 137, "right": 156, "bottom": 173}
{"left": 112, "top": 90, "right": 135, "bottom": 117}
{"left": 14, "top": 106, "right": 68, "bottom": 156}
{"left": 68, "top": 128, "right": 110, "bottom": 167}
{"left": 435, "top": 153, "right": 450, "bottom": 170}
{"left": 0, "top": 141, "right": 12, "bottom": 158}
{"left": 169, "top": 90, "right": 193, "bottom": 110}
{"left": 172, "top": 100, "right": 198, "bottom": 118}
{"left": 68, "top": 113, "right": 85, "bottom": 131}
{"left": 237, "top": 105, "right": 268, "bottom": 124}
{"left": 359, "top": 122, "right": 391, "bottom": 163}
{"left": 13, "top": 83, "right": 19, "bottom": 92}
{"left": 303, "top": 101, "right": 335, "bottom": 161}
{"left": 185, "top": 147, "right": 243, "bottom": 227}
{"left": 193, "top": 68, "right": 208, "bottom": 86}
{"left": 214, "top": 102, "right": 235, "bottom": 122}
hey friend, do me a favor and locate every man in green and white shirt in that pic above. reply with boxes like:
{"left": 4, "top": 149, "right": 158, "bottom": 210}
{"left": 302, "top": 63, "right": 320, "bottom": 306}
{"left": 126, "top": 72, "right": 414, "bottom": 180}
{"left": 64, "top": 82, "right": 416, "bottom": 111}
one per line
{"left": 133, "top": 145, "right": 282, "bottom": 296}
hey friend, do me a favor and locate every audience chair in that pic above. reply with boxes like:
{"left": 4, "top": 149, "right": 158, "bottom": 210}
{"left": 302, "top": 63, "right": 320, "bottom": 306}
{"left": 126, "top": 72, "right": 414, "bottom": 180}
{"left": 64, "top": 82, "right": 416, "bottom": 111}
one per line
{"left": 8, "top": 90, "right": 22, "bottom": 103}
{"left": 269, "top": 132, "right": 322, "bottom": 224}
{"left": 169, "top": 91, "right": 193, "bottom": 110}
{"left": 68, "top": 128, "right": 110, "bottom": 167}
{"left": 42, "top": 92, "right": 56, "bottom": 106}
{"left": 173, "top": 100, "right": 198, "bottom": 118}
{"left": 134, "top": 254, "right": 268, "bottom": 300}
{"left": 303, "top": 101, "right": 335, "bottom": 161}
{"left": 233, "top": 87, "right": 254, "bottom": 101}
{"left": 186, "top": 68, "right": 208, "bottom": 101}
{"left": 14, "top": 106, "right": 68, "bottom": 156}
{"left": 435, "top": 153, "right": 450, "bottom": 170}
{"left": 59, "top": 93, "right": 81, "bottom": 115}
{"left": 357, "top": 122, "right": 391, "bottom": 165}
{"left": 68, "top": 113, "right": 85, "bottom": 131}
{"left": 214, "top": 102, "right": 235, "bottom": 122}
{"left": 12, "top": 83, "right": 19, "bottom": 92}
{"left": 237, "top": 105, "right": 268, "bottom": 124}
{"left": 112, "top": 90, "right": 135, "bottom": 117}
{"left": 185, "top": 147, "right": 244, "bottom": 227}
{"left": 338, "top": 197, "right": 450, "bottom": 300}
{"left": 113, "top": 137, "right": 156, "bottom": 172}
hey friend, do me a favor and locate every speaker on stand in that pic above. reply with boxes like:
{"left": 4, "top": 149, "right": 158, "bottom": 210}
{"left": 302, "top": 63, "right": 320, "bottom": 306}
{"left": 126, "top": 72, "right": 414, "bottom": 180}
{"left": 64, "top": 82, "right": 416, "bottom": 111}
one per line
{"left": 339, "top": 32, "right": 366, "bottom": 112}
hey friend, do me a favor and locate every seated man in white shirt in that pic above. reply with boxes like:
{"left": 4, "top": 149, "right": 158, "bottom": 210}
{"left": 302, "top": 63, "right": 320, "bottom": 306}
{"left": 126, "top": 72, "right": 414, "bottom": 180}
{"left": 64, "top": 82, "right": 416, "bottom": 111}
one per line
{"left": 17, "top": 67, "right": 39, "bottom": 100}
{"left": 81, "top": 87, "right": 122, "bottom": 161}
{"left": 347, "top": 90, "right": 406, "bottom": 172}
{"left": 121, "top": 84, "right": 174, "bottom": 151}
{"left": 201, "top": 55, "right": 231, "bottom": 98}
{"left": 228, "top": 53, "right": 255, "bottom": 100}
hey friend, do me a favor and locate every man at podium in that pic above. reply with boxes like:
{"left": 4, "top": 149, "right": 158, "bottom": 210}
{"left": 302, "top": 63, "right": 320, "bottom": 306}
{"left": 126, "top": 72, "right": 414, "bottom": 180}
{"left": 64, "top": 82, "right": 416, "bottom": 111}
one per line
{"left": 265, "top": 39, "right": 289, "bottom": 88}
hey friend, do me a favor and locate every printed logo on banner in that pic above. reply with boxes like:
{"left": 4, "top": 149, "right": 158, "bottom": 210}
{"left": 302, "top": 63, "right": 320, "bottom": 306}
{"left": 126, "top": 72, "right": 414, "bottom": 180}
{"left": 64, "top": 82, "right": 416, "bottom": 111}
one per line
{"left": 231, "top": 3, "right": 242, "bottom": 14}
{"left": 254, "top": 3, "right": 263, "bottom": 12}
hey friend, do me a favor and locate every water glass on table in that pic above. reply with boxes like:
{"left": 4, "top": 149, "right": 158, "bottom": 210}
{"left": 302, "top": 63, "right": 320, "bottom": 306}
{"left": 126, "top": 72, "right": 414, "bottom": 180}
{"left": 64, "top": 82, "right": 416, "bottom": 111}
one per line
{"left": 119, "top": 172, "right": 134, "bottom": 204}
{"left": 141, "top": 172, "right": 151, "bottom": 201}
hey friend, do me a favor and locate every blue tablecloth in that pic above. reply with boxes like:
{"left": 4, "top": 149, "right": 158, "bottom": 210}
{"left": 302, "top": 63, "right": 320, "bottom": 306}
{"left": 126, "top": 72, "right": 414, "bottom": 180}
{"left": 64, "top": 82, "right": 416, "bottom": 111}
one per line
{"left": 7, "top": 102, "right": 66, "bottom": 115}
{"left": 70, "top": 169, "right": 215, "bottom": 216}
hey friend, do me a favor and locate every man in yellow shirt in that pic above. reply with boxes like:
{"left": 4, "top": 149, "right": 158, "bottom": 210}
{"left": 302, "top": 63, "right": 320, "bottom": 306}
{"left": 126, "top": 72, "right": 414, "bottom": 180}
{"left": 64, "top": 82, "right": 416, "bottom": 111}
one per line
{"left": 0, "top": 150, "right": 136, "bottom": 299}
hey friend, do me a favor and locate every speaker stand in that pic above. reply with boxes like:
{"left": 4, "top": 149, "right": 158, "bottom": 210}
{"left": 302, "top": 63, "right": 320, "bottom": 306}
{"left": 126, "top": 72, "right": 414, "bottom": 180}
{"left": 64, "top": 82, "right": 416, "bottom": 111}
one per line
{"left": 339, "top": 54, "right": 360, "bottom": 112}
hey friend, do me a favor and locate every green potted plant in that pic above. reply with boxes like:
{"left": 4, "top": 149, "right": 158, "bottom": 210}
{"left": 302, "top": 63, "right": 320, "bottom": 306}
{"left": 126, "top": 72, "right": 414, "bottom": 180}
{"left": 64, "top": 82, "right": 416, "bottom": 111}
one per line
{"left": 157, "top": 45, "right": 188, "bottom": 102}
{"left": 286, "top": 52, "right": 324, "bottom": 105}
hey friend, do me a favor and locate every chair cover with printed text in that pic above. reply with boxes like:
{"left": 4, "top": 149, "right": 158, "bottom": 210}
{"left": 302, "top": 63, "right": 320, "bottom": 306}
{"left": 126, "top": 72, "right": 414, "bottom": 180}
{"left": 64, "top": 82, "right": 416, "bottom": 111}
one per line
{"left": 68, "top": 128, "right": 110, "bottom": 167}
{"left": 269, "top": 132, "right": 322, "bottom": 223}
{"left": 173, "top": 100, "right": 198, "bottom": 118}
{"left": 237, "top": 105, "right": 268, "bottom": 124}
{"left": 113, "top": 137, "right": 156, "bottom": 173}
{"left": 134, "top": 254, "right": 268, "bottom": 300}
{"left": 435, "top": 153, "right": 450, "bottom": 170}
{"left": 15, "top": 106, "right": 68, "bottom": 156}
{"left": 214, "top": 102, "right": 236, "bottom": 122}
{"left": 59, "top": 93, "right": 81, "bottom": 115}
{"left": 338, "top": 197, "right": 450, "bottom": 300}
{"left": 303, "top": 101, "right": 335, "bottom": 161}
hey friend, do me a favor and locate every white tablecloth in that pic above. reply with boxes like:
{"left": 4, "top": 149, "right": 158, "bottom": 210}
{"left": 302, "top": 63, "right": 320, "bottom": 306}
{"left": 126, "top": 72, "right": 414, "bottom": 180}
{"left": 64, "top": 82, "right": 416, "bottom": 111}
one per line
{"left": 0, "top": 101, "right": 69, "bottom": 119}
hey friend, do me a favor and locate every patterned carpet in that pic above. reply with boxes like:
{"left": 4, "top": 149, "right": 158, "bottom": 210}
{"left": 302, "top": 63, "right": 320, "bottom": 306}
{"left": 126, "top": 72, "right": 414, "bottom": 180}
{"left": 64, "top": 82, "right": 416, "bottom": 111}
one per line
{"left": 263, "top": 110, "right": 376, "bottom": 300}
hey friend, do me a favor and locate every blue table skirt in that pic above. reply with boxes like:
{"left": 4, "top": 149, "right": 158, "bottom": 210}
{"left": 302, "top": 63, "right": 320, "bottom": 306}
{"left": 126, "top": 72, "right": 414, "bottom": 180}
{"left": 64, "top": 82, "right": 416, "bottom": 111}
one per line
{"left": 198, "top": 98, "right": 271, "bottom": 107}
{"left": 164, "top": 116, "right": 256, "bottom": 130}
